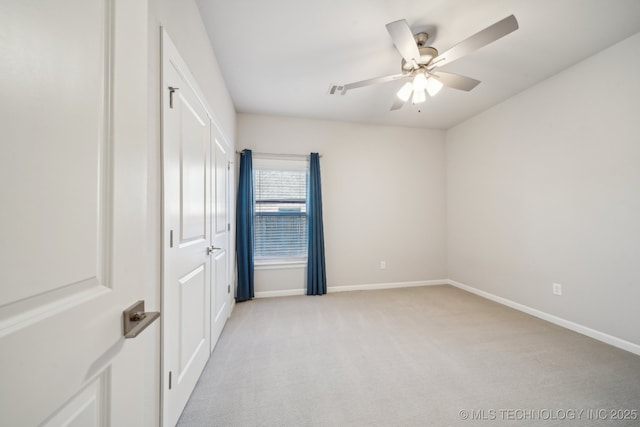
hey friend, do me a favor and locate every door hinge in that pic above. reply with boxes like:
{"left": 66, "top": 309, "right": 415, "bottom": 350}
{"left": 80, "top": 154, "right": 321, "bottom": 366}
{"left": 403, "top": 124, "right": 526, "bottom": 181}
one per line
{"left": 227, "top": 161, "right": 231, "bottom": 170}
{"left": 227, "top": 223, "right": 230, "bottom": 231}
{"left": 168, "top": 86, "right": 179, "bottom": 108}
{"left": 168, "top": 371, "right": 172, "bottom": 390}
{"left": 227, "top": 284, "right": 231, "bottom": 294}
{"left": 169, "top": 229, "right": 174, "bottom": 248}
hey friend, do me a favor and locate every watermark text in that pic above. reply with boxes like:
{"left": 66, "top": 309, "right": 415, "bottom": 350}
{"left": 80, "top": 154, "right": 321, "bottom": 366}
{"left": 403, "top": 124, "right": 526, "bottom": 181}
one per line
{"left": 458, "top": 408, "right": 638, "bottom": 422}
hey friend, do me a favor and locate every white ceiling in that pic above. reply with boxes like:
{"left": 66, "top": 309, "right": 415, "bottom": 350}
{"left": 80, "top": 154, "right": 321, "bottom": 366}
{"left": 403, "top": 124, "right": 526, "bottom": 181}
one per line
{"left": 196, "top": 0, "right": 640, "bottom": 130}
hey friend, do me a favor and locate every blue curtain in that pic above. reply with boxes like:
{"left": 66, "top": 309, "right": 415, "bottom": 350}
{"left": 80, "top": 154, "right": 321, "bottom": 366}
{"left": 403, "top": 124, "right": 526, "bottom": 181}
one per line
{"left": 307, "top": 153, "right": 327, "bottom": 295}
{"left": 236, "top": 149, "right": 254, "bottom": 302}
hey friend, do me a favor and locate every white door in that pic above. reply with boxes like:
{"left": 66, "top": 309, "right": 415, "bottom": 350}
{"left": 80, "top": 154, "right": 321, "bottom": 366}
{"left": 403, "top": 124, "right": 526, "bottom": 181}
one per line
{"left": 0, "top": 0, "right": 150, "bottom": 426}
{"left": 210, "top": 134, "right": 231, "bottom": 350}
{"left": 161, "top": 31, "right": 213, "bottom": 427}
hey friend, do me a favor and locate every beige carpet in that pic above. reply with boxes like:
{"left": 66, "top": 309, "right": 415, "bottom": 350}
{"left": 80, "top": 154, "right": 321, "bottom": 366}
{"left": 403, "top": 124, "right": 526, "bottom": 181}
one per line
{"left": 177, "top": 285, "right": 640, "bottom": 426}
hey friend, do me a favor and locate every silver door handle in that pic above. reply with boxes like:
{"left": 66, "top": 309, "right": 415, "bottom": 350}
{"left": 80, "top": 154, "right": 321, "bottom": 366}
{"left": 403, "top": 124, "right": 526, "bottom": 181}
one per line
{"left": 206, "top": 245, "right": 221, "bottom": 255}
{"left": 123, "top": 300, "right": 160, "bottom": 339}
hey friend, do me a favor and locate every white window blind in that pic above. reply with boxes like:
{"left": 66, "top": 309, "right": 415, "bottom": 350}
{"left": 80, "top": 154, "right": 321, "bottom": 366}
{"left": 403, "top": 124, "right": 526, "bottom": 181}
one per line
{"left": 253, "top": 157, "right": 308, "bottom": 260}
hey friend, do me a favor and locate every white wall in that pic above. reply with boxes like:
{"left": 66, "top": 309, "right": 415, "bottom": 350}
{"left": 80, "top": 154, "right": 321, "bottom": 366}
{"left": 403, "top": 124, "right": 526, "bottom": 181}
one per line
{"left": 446, "top": 32, "right": 640, "bottom": 346}
{"left": 146, "top": 1, "right": 236, "bottom": 425}
{"left": 238, "top": 114, "right": 447, "bottom": 295}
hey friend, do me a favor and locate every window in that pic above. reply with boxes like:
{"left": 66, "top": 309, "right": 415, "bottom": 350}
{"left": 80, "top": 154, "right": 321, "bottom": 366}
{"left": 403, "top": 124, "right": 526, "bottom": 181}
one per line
{"left": 253, "top": 157, "right": 308, "bottom": 262}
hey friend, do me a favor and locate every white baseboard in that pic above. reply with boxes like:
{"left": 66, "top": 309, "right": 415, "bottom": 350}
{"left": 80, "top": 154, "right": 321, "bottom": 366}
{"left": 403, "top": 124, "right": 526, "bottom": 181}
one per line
{"left": 254, "top": 289, "right": 306, "bottom": 298}
{"left": 447, "top": 279, "right": 640, "bottom": 356}
{"left": 254, "top": 279, "right": 448, "bottom": 299}
{"left": 328, "top": 279, "right": 447, "bottom": 293}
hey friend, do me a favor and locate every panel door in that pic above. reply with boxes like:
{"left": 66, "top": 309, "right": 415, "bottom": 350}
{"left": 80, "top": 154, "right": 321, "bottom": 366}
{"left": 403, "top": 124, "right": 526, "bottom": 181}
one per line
{"left": 210, "top": 133, "right": 231, "bottom": 350}
{"left": 161, "top": 31, "right": 212, "bottom": 427}
{"left": 0, "top": 0, "right": 149, "bottom": 426}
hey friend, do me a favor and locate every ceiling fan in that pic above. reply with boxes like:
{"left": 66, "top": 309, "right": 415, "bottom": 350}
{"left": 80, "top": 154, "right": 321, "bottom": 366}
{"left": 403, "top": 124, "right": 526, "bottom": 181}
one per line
{"left": 330, "top": 15, "right": 519, "bottom": 110}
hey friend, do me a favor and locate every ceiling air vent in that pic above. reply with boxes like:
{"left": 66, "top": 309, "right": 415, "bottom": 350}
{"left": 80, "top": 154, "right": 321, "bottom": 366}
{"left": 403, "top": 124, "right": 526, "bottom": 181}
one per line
{"left": 327, "top": 84, "right": 346, "bottom": 95}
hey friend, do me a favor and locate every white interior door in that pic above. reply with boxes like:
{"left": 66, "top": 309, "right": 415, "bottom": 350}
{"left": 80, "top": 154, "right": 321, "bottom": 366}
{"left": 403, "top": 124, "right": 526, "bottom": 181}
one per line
{"left": 161, "top": 31, "right": 213, "bottom": 427}
{"left": 0, "top": 0, "right": 150, "bottom": 426}
{"left": 210, "top": 134, "right": 231, "bottom": 350}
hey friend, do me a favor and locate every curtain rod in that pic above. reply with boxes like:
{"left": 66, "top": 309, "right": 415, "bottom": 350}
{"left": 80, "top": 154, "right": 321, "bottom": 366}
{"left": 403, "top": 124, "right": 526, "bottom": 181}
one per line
{"left": 235, "top": 150, "right": 321, "bottom": 158}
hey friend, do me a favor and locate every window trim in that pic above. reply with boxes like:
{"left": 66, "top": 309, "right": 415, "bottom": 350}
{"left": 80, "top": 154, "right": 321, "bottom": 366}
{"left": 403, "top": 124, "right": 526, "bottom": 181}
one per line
{"left": 254, "top": 258, "right": 307, "bottom": 269}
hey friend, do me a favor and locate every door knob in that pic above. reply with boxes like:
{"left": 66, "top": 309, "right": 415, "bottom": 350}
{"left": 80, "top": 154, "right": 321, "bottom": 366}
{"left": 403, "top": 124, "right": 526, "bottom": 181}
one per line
{"left": 123, "top": 300, "right": 160, "bottom": 339}
{"left": 206, "top": 245, "right": 221, "bottom": 255}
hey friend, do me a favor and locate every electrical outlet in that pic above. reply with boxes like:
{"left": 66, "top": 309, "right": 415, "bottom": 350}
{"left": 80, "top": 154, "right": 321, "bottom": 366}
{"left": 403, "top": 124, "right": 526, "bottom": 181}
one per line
{"left": 380, "top": 261, "right": 386, "bottom": 270}
{"left": 552, "top": 283, "right": 562, "bottom": 296}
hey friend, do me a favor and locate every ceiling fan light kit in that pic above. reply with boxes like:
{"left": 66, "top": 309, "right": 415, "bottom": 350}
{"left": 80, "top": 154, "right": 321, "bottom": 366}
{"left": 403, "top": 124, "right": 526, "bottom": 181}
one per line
{"left": 412, "top": 87, "right": 426, "bottom": 104}
{"left": 397, "top": 82, "right": 413, "bottom": 102}
{"left": 332, "top": 14, "right": 519, "bottom": 111}
{"left": 426, "top": 77, "right": 443, "bottom": 96}
{"left": 412, "top": 73, "right": 428, "bottom": 91}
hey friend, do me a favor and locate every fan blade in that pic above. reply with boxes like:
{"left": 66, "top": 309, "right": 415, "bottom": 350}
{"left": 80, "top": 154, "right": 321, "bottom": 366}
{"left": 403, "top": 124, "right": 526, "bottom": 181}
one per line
{"left": 431, "top": 15, "right": 518, "bottom": 68}
{"left": 386, "top": 20, "right": 421, "bottom": 66}
{"left": 390, "top": 95, "right": 408, "bottom": 111}
{"left": 434, "top": 72, "right": 481, "bottom": 91}
{"left": 342, "top": 73, "right": 409, "bottom": 93}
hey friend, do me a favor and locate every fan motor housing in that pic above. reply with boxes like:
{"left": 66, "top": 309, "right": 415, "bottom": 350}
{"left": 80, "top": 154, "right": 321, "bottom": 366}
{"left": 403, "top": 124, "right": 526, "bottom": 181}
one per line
{"left": 401, "top": 45, "right": 439, "bottom": 72}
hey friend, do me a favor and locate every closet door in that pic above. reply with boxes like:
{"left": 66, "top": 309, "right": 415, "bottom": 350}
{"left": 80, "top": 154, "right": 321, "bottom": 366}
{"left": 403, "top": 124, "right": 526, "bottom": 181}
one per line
{"left": 210, "top": 132, "right": 231, "bottom": 350}
{"left": 161, "top": 30, "right": 212, "bottom": 427}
